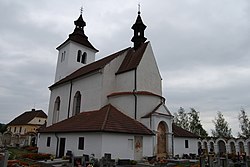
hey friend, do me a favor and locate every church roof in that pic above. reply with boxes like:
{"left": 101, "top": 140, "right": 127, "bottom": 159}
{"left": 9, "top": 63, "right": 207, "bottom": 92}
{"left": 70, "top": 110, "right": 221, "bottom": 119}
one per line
{"left": 8, "top": 109, "right": 47, "bottom": 126}
{"left": 50, "top": 42, "right": 149, "bottom": 89}
{"left": 141, "top": 102, "right": 172, "bottom": 118}
{"left": 172, "top": 124, "right": 199, "bottom": 138}
{"left": 39, "top": 104, "right": 154, "bottom": 135}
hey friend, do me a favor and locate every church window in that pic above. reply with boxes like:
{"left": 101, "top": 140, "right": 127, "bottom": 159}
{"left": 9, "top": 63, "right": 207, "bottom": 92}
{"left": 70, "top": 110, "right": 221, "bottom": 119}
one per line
{"left": 81, "top": 52, "right": 87, "bottom": 64}
{"left": 78, "top": 137, "right": 84, "bottom": 150}
{"left": 47, "top": 137, "right": 51, "bottom": 147}
{"left": 19, "top": 127, "right": 22, "bottom": 133}
{"left": 77, "top": 50, "right": 82, "bottom": 62}
{"left": 14, "top": 127, "right": 16, "bottom": 133}
{"left": 73, "top": 91, "right": 81, "bottom": 116}
{"left": 185, "top": 140, "right": 189, "bottom": 148}
{"left": 52, "top": 97, "right": 60, "bottom": 124}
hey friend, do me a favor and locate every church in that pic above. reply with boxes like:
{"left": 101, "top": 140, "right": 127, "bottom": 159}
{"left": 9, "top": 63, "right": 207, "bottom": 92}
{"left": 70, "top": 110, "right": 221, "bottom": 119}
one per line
{"left": 37, "top": 9, "right": 196, "bottom": 160}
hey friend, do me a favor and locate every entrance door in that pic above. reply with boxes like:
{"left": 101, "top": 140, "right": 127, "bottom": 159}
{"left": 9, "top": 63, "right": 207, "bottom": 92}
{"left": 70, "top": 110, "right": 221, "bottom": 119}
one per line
{"left": 59, "top": 138, "right": 66, "bottom": 158}
{"left": 157, "top": 122, "right": 167, "bottom": 157}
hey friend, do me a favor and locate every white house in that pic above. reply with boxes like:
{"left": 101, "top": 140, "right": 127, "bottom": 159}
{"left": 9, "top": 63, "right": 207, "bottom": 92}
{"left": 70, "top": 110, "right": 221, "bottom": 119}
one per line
{"left": 38, "top": 10, "right": 199, "bottom": 160}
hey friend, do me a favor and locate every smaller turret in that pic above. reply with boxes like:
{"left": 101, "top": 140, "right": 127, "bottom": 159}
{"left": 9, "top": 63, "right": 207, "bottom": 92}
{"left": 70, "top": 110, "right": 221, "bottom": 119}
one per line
{"left": 131, "top": 6, "right": 147, "bottom": 50}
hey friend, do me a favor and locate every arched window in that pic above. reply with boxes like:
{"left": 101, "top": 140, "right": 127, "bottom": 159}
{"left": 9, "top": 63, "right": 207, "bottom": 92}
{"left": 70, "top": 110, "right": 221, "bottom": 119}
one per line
{"left": 77, "top": 50, "right": 82, "bottom": 62}
{"left": 52, "top": 97, "right": 60, "bottom": 124}
{"left": 81, "top": 52, "right": 87, "bottom": 64}
{"left": 73, "top": 91, "right": 81, "bottom": 116}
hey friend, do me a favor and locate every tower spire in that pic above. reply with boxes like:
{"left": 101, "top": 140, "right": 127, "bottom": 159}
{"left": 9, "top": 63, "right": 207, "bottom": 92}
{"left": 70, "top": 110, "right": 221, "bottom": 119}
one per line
{"left": 131, "top": 5, "right": 147, "bottom": 50}
{"left": 71, "top": 6, "right": 87, "bottom": 38}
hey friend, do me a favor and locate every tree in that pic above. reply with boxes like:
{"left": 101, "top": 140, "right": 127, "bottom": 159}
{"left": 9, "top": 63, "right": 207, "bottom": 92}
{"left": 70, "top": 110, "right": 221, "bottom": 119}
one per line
{"left": 238, "top": 108, "right": 250, "bottom": 138}
{"left": 211, "top": 111, "right": 232, "bottom": 138}
{"left": 189, "top": 108, "right": 208, "bottom": 137}
{"left": 173, "top": 107, "right": 189, "bottom": 131}
{"left": 0, "top": 123, "right": 7, "bottom": 134}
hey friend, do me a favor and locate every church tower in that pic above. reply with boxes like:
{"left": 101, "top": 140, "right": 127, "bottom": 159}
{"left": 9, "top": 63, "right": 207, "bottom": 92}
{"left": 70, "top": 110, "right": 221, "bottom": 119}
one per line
{"left": 54, "top": 9, "right": 98, "bottom": 82}
{"left": 131, "top": 7, "right": 147, "bottom": 50}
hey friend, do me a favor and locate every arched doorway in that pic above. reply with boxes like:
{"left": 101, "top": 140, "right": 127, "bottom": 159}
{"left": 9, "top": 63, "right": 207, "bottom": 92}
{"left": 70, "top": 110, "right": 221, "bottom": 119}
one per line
{"left": 218, "top": 140, "right": 226, "bottom": 156}
{"left": 157, "top": 121, "right": 168, "bottom": 157}
{"left": 230, "top": 142, "right": 236, "bottom": 154}
{"left": 239, "top": 141, "right": 245, "bottom": 154}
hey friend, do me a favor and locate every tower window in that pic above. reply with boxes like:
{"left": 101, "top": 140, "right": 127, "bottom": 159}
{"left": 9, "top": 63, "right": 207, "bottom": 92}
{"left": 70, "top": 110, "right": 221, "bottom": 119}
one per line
{"left": 61, "top": 51, "right": 66, "bottom": 62}
{"left": 77, "top": 50, "right": 82, "bottom": 62}
{"left": 81, "top": 52, "right": 87, "bottom": 64}
{"left": 77, "top": 50, "right": 87, "bottom": 64}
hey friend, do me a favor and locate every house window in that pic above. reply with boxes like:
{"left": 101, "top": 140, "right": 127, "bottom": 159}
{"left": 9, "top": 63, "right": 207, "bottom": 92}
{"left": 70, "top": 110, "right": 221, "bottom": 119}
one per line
{"left": 47, "top": 137, "right": 51, "bottom": 147}
{"left": 77, "top": 50, "right": 82, "bottom": 62}
{"left": 52, "top": 96, "right": 60, "bottom": 124}
{"left": 14, "top": 127, "right": 16, "bottom": 133}
{"left": 73, "top": 91, "right": 81, "bottom": 116}
{"left": 19, "top": 127, "right": 22, "bottom": 133}
{"left": 78, "top": 137, "right": 84, "bottom": 150}
{"left": 128, "top": 139, "right": 133, "bottom": 150}
{"left": 185, "top": 140, "right": 189, "bottom": 148}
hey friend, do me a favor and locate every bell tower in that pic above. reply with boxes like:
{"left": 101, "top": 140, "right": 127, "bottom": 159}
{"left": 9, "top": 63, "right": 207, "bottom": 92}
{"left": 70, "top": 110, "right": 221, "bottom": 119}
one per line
{"left": 54, "top": 8, "right": 98, "bottom": 82}
{"left": 131, "top": 5, "right": 147, "bottom": 50}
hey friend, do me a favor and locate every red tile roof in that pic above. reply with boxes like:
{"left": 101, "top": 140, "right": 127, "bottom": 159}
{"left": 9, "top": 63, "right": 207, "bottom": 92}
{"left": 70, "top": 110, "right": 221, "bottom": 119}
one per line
{"left": 50, "top": 42, "right": 149, "bottom": 89}
{"left": 8, "top": 109, "right": 47, "bottom": 126}
{"left": 39, "top": 104, "right": 154, "bottom": 135}
{"left": 172, "top": 124, "right": 199, "bottom": 138}
{"left": 50, "top": 47, "right": 130, "bottom": 89}
{"left": 116, "top": 42, "right": 148, "bottom": 74}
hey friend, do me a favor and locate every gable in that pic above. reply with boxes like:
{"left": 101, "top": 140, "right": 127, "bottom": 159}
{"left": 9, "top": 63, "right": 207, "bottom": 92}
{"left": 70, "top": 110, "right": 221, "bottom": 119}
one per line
{"left": 8, "top": 110, "right": 47, "bottom": 126}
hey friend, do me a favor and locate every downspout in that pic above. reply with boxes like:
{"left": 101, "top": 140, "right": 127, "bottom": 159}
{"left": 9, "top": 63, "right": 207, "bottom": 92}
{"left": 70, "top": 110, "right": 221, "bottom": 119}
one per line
{"left": 133, "top": 68, "right": 137, "bottom": 120}
{"left": 55, "top": 133, "right": 59, "bottom": 157}
{"left": 67, "top": 81, "right": 73, "bottom": 118}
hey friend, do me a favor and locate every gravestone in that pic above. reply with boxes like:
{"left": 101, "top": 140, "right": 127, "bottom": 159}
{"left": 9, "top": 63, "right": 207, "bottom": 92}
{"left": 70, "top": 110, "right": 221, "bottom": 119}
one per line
{"left": 2, "top": 132, "right": 11, "bottom": 146}
{"left": 0, "top": 150, "right": 9, "bottom": 167}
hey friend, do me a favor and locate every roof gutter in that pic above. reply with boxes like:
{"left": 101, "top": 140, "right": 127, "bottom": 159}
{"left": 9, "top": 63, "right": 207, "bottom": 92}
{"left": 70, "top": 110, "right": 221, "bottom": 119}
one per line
{"left": 67, "top": 81, "right": 73, "bottom": 118}
{"left": 133, "top": 68, "right": 137, "bottom": 120}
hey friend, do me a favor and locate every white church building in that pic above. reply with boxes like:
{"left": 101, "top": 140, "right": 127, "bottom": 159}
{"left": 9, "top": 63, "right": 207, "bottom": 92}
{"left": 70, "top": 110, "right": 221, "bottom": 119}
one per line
{"left": 38, "top": 10, "right": 198, "bottom": 160}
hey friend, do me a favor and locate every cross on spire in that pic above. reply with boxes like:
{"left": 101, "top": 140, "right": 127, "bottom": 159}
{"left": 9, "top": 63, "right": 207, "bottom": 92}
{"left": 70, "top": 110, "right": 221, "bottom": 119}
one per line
{"left": 138, "top": 3, "right": 141, "bottom": 15}
{"left": 80, "top": 6, "right": 83, "bottom": 15}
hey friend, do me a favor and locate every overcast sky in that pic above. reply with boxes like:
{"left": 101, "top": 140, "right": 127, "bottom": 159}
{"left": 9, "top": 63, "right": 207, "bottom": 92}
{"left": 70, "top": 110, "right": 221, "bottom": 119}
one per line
{"left": 0, "top": 0, "right": 249, "bottom": 137}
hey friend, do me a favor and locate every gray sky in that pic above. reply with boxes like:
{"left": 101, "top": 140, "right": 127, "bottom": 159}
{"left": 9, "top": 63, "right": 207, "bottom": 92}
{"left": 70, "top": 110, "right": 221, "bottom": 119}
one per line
{"left": 0, "top": 0, "right": 249, "bottom": 136}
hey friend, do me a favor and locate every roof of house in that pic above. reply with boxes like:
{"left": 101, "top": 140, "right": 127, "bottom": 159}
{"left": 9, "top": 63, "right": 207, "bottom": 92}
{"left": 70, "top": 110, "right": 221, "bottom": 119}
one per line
{"left": 8, "top": 109, "right": 47, "bottom": 126}
{"left": 39, "top": 104, "right": 154, "bottom": 135}
{"left": 50, "top": 42, "right": 149, "bottom": 89}
{"left": 172, "top": 124, "right": 199, "bottom": 138}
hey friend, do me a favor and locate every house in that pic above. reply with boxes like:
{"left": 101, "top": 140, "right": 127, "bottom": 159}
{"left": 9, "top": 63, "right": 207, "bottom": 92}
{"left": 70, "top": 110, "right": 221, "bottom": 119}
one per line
{"left": 172, "top": 124, "right": 199, "bottom": 158}
{"left": 38, "top": 9, "right": 174, "bottom": 160}
{"left": 7, "top": 109, "right": 47, "bottom": 146}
